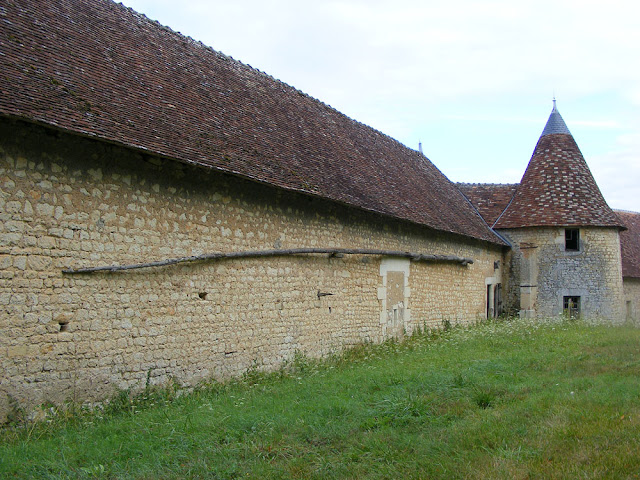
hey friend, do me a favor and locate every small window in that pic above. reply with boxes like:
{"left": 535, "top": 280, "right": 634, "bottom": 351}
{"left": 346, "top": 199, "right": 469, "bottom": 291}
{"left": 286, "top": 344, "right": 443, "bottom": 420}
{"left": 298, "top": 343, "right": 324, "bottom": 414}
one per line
{"left": 565, "top": 229, "right": 579, "bottom": 251}
{"left": 563, "top": 296, "right": 580, "bottom": 318}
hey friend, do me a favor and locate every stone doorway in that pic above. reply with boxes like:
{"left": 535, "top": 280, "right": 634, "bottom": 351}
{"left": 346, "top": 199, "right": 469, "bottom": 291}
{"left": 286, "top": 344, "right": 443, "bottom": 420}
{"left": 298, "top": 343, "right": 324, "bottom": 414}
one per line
{"left": 379, "top": 258, "right": 411, "bottom": 340}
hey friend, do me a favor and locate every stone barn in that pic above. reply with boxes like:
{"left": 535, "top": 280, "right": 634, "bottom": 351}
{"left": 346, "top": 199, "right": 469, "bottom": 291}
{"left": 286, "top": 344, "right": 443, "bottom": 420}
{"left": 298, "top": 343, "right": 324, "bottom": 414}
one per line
{"left": 0, "top": 0, "right": 636, "bottom": 420}
{"left": 0, "top": 0, "right": 505, "bottom": 420}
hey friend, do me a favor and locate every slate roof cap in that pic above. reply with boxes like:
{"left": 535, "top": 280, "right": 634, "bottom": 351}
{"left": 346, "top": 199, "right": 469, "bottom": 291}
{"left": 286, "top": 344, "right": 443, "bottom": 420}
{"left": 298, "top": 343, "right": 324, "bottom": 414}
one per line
{"left": 0, "top": 0, "right": 505, "bottom": 246}
{"left": 541, "top": 99, "right": 572, "bottom": 136}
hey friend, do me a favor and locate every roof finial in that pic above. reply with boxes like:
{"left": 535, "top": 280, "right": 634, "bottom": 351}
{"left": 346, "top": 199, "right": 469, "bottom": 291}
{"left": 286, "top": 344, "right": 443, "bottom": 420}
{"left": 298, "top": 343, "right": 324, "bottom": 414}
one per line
{"left": 541, "top": 96, "right": 571, "bottom": 137}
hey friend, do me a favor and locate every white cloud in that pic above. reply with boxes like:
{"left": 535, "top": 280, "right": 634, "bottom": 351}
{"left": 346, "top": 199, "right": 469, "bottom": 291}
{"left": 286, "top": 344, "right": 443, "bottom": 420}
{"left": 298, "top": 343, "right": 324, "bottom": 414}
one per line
{"left": 590, "top": 131, "right": 640, "bottom": 211}
{"left": 591, "top": 153, "right": 640, "bottom": 212}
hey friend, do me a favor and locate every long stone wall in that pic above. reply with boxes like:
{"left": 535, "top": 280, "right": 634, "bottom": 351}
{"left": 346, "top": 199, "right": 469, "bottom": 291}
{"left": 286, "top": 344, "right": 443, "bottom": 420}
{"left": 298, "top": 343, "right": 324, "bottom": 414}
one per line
{"left": 499, "top": 227, "right": 625, "bottom": 320}
{"left": 624, "top": 278, "right": 640, "bottom": 322}
{"left": 0, "top": 119, "right": 503, "bottom": 421}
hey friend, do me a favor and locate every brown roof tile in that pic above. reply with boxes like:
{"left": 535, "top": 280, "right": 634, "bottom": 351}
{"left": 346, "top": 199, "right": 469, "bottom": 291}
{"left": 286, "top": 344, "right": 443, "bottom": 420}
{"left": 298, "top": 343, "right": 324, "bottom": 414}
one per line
{"left": 494, "top": 107, "right": 623, "bottom": 229}
{"left": 456, "top": 183, "right": 518, "bottom": 226}
{"left": 617, "top": 211, "right": 640, "bottom": 279}
{"left": 0, "top": 0, "right": 503, "bottom": 245}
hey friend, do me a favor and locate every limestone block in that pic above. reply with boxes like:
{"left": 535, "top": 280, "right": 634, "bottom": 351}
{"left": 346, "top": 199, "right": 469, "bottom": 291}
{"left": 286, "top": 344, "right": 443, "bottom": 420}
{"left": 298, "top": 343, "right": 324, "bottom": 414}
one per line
{"left": 7, "top": 345, "right": 28, "bottom": 358}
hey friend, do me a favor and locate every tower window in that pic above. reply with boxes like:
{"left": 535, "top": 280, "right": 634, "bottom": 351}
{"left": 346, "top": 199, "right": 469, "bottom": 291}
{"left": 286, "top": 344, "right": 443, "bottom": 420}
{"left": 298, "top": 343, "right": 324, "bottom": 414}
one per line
{"left": 565, "top": 229, "right": 579, "bottom": 251}
{"left": 563, "top": 296, "right": 580, "bottom": 318}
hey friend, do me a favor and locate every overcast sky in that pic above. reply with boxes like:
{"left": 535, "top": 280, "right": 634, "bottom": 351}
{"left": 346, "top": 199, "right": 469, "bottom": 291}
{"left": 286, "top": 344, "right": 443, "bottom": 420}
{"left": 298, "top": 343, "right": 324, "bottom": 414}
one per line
{"left": 121, "top": 0, "right": 639, "bottom": 212}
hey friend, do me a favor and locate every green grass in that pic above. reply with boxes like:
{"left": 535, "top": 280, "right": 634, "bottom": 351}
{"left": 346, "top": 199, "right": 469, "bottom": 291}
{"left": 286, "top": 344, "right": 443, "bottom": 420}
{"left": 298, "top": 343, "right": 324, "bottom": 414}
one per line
{"left": 3, "top": 317, "right": 640, "bottom": 479}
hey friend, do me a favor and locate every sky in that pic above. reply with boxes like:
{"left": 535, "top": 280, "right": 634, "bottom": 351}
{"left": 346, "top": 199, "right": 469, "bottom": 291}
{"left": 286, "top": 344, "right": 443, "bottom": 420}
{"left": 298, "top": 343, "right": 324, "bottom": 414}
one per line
{"left": 121, "top": 0, "right": 640, "bottom": 212}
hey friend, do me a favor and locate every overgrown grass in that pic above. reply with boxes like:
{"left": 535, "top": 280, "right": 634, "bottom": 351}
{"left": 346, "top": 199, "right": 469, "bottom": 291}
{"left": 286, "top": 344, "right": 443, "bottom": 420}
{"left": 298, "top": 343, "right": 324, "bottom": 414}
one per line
{"left": 2, "top": 317, "right": 640, "bottom": 479}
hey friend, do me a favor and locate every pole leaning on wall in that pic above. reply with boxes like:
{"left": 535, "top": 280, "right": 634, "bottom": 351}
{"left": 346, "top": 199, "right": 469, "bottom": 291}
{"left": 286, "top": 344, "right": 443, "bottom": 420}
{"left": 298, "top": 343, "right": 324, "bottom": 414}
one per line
{"left": 62, "top": 248, "right": 473, "bottom": 274}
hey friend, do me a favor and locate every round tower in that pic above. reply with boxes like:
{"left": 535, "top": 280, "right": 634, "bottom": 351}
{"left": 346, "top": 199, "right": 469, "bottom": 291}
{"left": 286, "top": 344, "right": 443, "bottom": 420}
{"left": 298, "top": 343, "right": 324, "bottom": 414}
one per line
{"left": 495, "top": 102, "right": 625, "bottom": 320}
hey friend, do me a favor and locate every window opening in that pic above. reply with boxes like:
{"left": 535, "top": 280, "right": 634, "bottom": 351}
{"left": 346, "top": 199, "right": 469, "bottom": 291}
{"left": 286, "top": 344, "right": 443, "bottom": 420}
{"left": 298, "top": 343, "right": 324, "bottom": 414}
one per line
{"left": 563, "top": 296, "right": 580, "bottom": 318}
{"left": 565, "top": 229, "right": 579, "bottom": 251}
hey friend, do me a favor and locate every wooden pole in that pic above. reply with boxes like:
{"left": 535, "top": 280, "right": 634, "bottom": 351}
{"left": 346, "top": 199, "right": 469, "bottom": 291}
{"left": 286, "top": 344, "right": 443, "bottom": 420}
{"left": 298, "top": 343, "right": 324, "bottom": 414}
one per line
{"left": 62, "top": 248, "right": 473, "bottom": 274}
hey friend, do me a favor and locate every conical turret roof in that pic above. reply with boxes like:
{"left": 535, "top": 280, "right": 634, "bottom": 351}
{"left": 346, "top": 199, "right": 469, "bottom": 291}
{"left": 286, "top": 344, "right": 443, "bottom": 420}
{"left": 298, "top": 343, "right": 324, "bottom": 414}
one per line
{"left": 494, "top": 102, "right": 623, "bottom": 229}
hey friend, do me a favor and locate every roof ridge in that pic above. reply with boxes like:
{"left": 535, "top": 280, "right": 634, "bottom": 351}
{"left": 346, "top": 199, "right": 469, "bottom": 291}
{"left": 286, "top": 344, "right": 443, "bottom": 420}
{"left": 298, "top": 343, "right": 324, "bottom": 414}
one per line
{"left": 491, "top": 186, "right": 518, "bottom": 228}
{"left": 456, "top": 182, "right": 520, "bottom": 187}
{"left": 456, "top": 185, "right": 509, "bottom": 245}
{"left": 456, "top": 183, "right": 519, "bottom": 227}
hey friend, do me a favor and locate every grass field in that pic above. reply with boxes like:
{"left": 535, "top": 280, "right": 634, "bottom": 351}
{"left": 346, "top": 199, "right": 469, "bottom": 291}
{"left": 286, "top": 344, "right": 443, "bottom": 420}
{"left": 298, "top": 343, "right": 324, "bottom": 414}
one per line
{"left": 2, "top": 317, "right": 640, "bottom": 479}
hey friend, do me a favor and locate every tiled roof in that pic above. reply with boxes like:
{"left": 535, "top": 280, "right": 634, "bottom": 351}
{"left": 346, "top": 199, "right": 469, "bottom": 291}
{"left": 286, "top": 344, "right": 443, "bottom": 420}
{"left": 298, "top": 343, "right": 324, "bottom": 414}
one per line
{"left": 0, "top": 0, "right": 503, "bottom": 245}
{"left": 494, "top": 106, "right": 623, "bottom": 229}
{"left": 456, "top": 183, "right": 518, "bottom": 226}
{"left": 617, "top": 211, "right": 640, "bottom": 279}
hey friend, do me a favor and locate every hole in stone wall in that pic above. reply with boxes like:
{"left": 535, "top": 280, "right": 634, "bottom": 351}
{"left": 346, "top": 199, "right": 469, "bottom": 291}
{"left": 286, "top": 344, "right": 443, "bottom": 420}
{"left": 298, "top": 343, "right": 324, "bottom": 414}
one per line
{"left": 198, "top": 292, "right": 208, "bottom": 300}
{"left": 58, "top": 321, "right": 69, "bottom": 332}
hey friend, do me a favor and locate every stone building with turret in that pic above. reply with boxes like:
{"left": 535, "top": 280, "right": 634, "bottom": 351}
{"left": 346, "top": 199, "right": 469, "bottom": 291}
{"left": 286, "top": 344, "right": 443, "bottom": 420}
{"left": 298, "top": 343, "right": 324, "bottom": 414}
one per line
{"left": 0, "top": 0, "right": 638, "bottom": 420}
{"left": 459, "top": 103, "right": 628, "bottom": 320}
